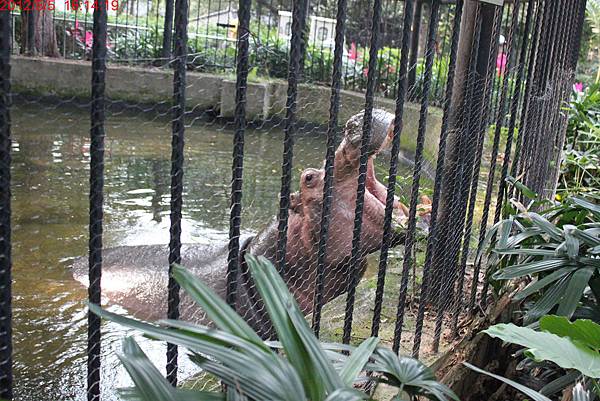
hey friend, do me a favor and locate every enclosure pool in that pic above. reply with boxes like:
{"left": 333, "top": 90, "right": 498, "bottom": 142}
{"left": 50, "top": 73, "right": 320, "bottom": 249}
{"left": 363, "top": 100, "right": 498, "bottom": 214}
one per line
{"left": 10, "top": 97, "right": 419, "bottom": 400}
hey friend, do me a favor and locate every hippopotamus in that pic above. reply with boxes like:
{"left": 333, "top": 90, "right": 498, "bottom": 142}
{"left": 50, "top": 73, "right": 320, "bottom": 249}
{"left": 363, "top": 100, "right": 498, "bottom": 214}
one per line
{"left": 73, "top": 109, "right": 420, "bottom": 337}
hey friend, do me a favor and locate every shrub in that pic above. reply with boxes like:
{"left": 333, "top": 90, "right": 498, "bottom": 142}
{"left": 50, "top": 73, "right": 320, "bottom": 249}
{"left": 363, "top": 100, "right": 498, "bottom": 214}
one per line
{"left": 466, "top": 315, "right": 600, "bottom": 401}
{"left": 481, "top": 189, "right": 600, "bottom": 325}
{"left": 559, "top": 84, "right": 600, "bottom": 195}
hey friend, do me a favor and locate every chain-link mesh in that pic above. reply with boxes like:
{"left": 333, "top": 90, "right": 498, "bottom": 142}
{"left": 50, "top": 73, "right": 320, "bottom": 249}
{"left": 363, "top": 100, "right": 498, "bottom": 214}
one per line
{"left": 0, "top": 0, "right": 589, "bottom": 399}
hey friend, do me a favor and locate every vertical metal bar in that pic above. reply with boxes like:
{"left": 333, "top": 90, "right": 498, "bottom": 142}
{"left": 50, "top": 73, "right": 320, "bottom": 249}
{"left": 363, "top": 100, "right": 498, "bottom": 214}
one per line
{"left": 411, "top": 0, "right": 463, "bottom": 359}
{"left": 276, "top": 0, "right": 308, "bottom": 273}
{"left": 370, "top": 0, "right": 414, "bottom": 339}
{"left": 226, "top": 0, "right": 251, "bottom": 308}
{"left": 166, "top": 0, "right": 188, "bottom": 385}
{"left": 163, "top": 0, "right": 175, "bottom": 61}
{"left": 342, "top": 0, "right": 384, "bottom": 345}
{"left": 0, "top": 8, "right": 12, "bottom": 401}
{"left": 311, "top": 0, "right": 348, "bottom": 336}
{"left": 87, "top": 1, "right": 107, "bottom": 399}
{"left": 391, "top": 0, "right": 440, "bottom": 354}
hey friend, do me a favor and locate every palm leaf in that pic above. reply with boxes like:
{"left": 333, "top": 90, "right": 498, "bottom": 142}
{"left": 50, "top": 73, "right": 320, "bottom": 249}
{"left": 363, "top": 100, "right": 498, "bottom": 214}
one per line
{"left": 170, "top": 264, "right": 266, "bottom": 348}
{"left": 339, "top": 337, "right": 379, "bottom": 386}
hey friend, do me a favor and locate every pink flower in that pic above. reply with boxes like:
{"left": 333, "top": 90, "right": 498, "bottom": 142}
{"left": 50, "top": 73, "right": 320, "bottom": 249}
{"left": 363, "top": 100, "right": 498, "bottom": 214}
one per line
{"left": 349, "top": 42, "right": 357, "bottom": 60}
{"left": 363, "top": 67, "right": 369, "bottom": 77}
{"left": 496, "top": 52, "right": 507, "bottom": 76}
{"left": 573, "top": 82, "right": 584, "bottom": 93}
{"left": 85, "top": 31, "right": 93, "bottom": 50}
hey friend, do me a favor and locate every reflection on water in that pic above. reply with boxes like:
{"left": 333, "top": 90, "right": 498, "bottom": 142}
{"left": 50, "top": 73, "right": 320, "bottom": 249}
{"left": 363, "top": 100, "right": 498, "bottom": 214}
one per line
{"left": 11, "top": 98, "right": 413, "bottom": 400}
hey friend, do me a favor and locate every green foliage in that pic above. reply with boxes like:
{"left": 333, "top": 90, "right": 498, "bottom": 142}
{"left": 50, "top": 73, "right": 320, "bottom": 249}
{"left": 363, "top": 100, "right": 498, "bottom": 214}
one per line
{"left": 464, "top": 363, "right": 554, "bottom": 401}
{"left": 91, "top": 256, "right": 457, "bottom": 401}
{"left": 586, "top": 0, "right": 600, "bottom": 83}
{"left": 481, "top": 192, "right": 600, "bottom": 325}
{"left": 465, "top": 316, "right": 600, "bottom": 401}
{"left": 559, "top": 84, "right": 600, "bottom": 195}
{"left": 483, "top": 318, "right": 600, "bottom": 378}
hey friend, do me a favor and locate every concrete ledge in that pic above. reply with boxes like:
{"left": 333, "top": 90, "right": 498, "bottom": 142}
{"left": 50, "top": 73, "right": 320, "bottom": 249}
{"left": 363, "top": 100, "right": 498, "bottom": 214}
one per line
{"left": 220, "top": 79, "right": 270, "bottom": 119}
{"left": 12, "top": 55, "right": 442, "bottom": 161}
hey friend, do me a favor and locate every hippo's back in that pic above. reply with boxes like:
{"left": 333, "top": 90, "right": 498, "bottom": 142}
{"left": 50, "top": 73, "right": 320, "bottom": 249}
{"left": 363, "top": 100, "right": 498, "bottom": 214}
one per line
{"left": 71, "top": 241, "right": 240, "bottom": 323}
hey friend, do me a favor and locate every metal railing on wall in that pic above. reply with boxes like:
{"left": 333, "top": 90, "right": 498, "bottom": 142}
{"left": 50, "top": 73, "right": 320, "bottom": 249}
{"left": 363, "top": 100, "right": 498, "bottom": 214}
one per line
{"left": 7, "top": 1, "right": 466, "bottom": 104}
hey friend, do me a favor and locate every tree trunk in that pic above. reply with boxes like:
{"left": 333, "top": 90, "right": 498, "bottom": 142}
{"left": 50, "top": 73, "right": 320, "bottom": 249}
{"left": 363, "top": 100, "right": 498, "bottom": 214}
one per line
{"left": 431, "top": 290, "right": 527, "bottom": 401}
{"left": 20, "top": 10, "right": 60, "bottom": 57}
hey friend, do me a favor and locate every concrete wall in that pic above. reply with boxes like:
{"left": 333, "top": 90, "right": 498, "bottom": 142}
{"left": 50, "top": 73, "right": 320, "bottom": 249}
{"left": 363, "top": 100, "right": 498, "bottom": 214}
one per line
{"left": 12, "top": 56, "right": 442, "bottom": 162}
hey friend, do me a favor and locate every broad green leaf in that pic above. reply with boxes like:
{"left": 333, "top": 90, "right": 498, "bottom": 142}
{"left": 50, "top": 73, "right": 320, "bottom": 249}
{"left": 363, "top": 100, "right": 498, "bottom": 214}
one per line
{"left": 370, "top": 348, "right": 459, "bottom": 401}
{"left": 464, "top": 362, "right": 552, "bottom": 401}
{"left": 119, "top": 387, "right": 225, "bottom": 401}
{"left": 505, "top": 228, "right": 545, "bottom": 249}
{"left": 170, "top": 264, "right": 266, "bottom": 348}
{"left": 323, "top": 388, "right": 368, "bottom": 401}
{"left": 494, "top": 258, "right": 573, "bottom": 280}
{"left": 339, "top": 337, "right": 379, "bottom": 386}
{"left": 493, "top": 248, "right": 558, "bottom": 257}
{"left": 540, "top": 316, "right": 600, "bottom": 351}
{"left": 571, "top": 197, "right": 600, "bottom": 216}
{"left": 507, "top": 176, "right": 538, "bottom": 200}
{"left": 529, "top": 213, "right": 564, "bottom": 242}
{"left": 483, "top": 323, "right": 600, "bottom": 378}
{"left": 247, "top": 255, "right": 341, "bottom": 399}
{"left": 226, "top": 387, "right": 248, "bottom": 401}
{"left": 524, "top": 275, "right": 571, "bottom": 324}
{"left": 90, "top": 305, "right": 305, "bottom": 401}
{"left": 556, "top": 267, "right": 595, "bottom": 317}
{"left": 514, "top": 267, "right": 578, "bottom": 301}
{"left": 571, "top": 228, "right": 600, "bottom": 247}
{"left": 117, "top": 337, "right": 178, "bottom": 401}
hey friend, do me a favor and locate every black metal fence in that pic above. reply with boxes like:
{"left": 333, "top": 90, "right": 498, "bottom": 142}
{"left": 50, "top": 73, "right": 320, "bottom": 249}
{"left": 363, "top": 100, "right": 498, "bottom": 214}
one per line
{"left": 0, "top": 0, "right": 588, "bottom": 399}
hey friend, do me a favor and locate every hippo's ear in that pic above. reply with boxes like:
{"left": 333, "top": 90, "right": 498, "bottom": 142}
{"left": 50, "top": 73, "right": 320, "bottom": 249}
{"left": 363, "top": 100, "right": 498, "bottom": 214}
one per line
{"left": 289, "top": 192, "right": 303, "bottom": 215}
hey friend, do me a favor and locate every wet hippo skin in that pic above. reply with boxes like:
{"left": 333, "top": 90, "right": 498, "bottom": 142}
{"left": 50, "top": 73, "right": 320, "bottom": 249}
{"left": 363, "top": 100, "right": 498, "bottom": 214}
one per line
{"left": 72, "top": 109, "right": 413, "bottom": 337}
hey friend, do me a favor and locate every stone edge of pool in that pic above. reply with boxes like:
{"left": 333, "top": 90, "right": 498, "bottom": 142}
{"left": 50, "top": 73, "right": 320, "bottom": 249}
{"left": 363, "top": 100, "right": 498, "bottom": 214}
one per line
{"left": 11, "top": 55, "right": 442, "bottom": 163}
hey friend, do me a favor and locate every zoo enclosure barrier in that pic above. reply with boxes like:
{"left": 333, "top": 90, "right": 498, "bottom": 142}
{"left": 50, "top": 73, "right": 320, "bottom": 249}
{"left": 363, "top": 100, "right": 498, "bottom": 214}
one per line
{"left": 9, "top": 0, "right": 527, "bottom": 105}
{"left": 0, "top": 0, "right": 588, "bottom": 399}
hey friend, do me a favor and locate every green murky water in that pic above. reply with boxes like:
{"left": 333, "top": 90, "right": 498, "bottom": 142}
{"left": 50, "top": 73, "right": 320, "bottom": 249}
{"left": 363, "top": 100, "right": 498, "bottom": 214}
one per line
{"left": 11, "top": 97, "right": 416, "bottom": 400}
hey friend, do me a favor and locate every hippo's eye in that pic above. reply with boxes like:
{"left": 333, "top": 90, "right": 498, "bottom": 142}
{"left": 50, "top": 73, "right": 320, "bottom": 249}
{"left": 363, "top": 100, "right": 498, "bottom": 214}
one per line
{"left": 305, "top": 173, "right": 313, "bottom": 183}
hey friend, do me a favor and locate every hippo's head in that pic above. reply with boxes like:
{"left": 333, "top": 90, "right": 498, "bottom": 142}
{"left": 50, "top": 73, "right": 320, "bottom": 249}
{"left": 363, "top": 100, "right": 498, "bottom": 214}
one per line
{"left": 249, "top": 109, "right": 411, "bottom": 313}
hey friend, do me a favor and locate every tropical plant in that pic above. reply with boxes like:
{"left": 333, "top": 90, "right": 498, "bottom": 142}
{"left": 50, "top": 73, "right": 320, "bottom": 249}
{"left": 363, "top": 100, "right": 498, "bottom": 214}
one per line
{"left": 91, "top": 255, "right": 457, "bottom": 401}
{"left": 465, "top": 315, "right": 600, "bottom": 401}
{"left": 586, "top": 0, "right": 600, "bottom": 83}
{"left": 480, "top": 191, "right": 600, "bottom": 325}
{"left": 559, "top": 84, "right": 600, "bottom": 195}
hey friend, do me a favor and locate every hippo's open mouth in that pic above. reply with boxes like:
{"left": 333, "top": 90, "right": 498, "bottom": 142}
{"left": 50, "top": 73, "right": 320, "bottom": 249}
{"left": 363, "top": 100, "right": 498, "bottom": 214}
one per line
{"left": 366, "top": 157, "right": 394, "bottom": 209}
{"left": 339, "top": 109, "right": 402, "bottom": 215}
